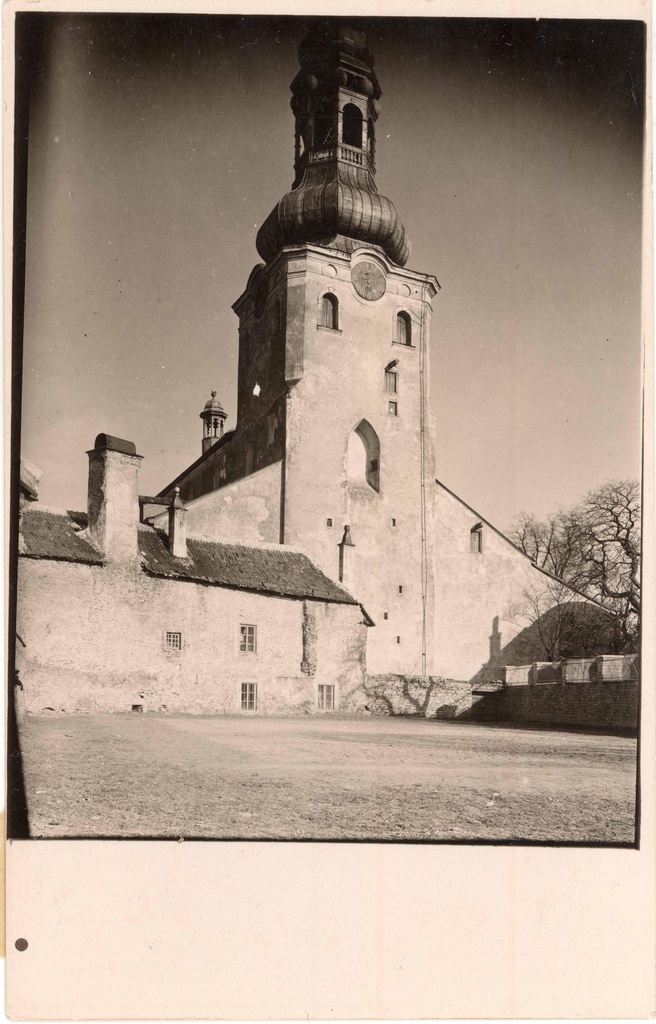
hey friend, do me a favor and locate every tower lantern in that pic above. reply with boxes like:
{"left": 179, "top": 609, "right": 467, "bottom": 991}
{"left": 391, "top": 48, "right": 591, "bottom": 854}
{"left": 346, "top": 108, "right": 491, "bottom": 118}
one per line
{"left": 199, "top": 391, "right": 227, "bottom": 454}
{"left": 256, "top": 22, "right": 410, "bottom": 268}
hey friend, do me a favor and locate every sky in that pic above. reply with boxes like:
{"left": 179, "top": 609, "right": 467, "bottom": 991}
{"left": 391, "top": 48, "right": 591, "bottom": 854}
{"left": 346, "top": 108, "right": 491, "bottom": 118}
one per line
{"left": 17, "top": 13, "right": 646, "bottom": 531}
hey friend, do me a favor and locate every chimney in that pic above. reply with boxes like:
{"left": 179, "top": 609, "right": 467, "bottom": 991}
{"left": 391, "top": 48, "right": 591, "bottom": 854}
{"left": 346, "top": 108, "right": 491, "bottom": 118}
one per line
{"left": 338, "top": 524, "right": 355, "bottom": 586}
{"left": 85, "top": 434, "right": 143, "bottom": 562}
{"left": 167, "top": 487, "right": 188, "bottom": 558}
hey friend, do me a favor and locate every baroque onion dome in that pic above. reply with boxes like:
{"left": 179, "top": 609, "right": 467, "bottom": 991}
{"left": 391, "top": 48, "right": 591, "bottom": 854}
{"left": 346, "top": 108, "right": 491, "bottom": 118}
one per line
{"left": 256, "top": 23, "right": 411, "bottom": 267}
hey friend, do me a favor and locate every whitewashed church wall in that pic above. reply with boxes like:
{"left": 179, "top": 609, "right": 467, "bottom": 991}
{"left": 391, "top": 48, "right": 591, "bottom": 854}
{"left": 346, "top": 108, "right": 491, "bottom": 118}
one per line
{"left": 433, "top": 483, "right": 564, "bottom": 681}
{"left": 181, "top": 460, "right": 283, "bottom": 544}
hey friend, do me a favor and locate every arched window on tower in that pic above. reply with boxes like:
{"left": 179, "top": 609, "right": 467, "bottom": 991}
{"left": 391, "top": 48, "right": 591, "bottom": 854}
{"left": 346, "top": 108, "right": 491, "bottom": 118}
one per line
{"left": 368, "top": 117, "right": 376, "bottom": 164}
{"left": 342, "top": 104, "right": 363, "bottom": 148}
{"left": 319, "top": 293, "right": 339, "bottom": 330}
{"left": 347, "top": 419, "right": 380, "bottom": 492}
{"left": 314, "top": 102, "right": 336, "bottom": 147}
{"left": 395, "top": 311, "right": 412, "bottom": 346}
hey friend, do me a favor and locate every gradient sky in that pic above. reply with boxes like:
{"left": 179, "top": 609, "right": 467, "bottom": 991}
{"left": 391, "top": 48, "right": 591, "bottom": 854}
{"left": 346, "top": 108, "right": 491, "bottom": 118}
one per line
{"left": 17, "top": 14, "right": 646, "bottom": 530}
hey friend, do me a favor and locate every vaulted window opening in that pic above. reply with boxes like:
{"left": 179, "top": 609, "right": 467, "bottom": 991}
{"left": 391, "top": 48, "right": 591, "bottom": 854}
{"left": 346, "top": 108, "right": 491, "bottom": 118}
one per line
{"left": 395, "top": 311, "right": 412, "bottom": 346}
{"left": 342, "top": 104, "right": 363, "bottom": 148}
{"left": 314, "top": 103, "right": 336, "bottom": 147}
{"left": 319, "top": 293, "right": 339, "bottom": 330}
{"left": 347, "top": 419, "right": 380, "bottom": 492}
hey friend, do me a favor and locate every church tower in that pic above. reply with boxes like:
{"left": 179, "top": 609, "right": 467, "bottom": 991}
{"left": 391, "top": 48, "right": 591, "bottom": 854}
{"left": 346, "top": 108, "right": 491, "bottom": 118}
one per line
{"left": 162, "top": 23, "right": 440, "bottom": 676}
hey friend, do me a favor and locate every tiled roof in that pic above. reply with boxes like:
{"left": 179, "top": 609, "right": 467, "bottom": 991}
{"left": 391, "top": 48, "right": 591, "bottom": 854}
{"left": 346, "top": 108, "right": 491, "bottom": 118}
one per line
{"left": 139, "top": 526, "right": 358, "bottom": 606}
{"left": 20, "top": 508, "right": 103, "bottom": 564}
{"left": 19, "top": 507, "right": 358, "bottom": 607}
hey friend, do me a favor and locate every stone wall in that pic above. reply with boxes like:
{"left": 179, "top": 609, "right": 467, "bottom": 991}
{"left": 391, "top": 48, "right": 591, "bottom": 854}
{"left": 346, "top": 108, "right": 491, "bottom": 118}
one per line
{"left": 16, "top": 557, "right": 367, "bottom": 715}
{"left": 468, "top": 679, "right": 639, "bottom": 732}
{"left": 342, "top": 673, "right": 473, "bottom": 717}
{"left": 182, "top": 461, "right": 283, "bottom": 545}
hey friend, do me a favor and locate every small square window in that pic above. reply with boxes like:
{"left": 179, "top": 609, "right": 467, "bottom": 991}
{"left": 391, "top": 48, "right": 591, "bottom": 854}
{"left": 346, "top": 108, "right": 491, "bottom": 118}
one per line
{"left": 241, "top": 682, "right": 257, "bottom": 711}
{"left": 165, "top": 631, "right": 182, "bottom": 651}
{"left": 388, "top": 401, "right": 398, "bottom": 416}
{"left": 240, "top": 624, "right": 257, "bottom": 653}
{"left": 327, "top": 518, "right": 333, "bottom": 527}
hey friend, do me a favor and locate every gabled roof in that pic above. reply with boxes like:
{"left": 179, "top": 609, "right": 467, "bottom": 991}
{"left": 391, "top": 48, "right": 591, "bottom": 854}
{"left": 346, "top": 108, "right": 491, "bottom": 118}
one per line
{"left": 20, "top": 508, "right": 103, "bottom": 564}
{"left": 156, "top": 429, "right": 235, "bottom": 498}
{"left": 19, "top": 506, "right": 363, "bottom": 610}
{"left": 138, "top": 525, "right": 359, "bottom": 606}
{"left": 435, "top": 478, "right": 611, "bottom": 613}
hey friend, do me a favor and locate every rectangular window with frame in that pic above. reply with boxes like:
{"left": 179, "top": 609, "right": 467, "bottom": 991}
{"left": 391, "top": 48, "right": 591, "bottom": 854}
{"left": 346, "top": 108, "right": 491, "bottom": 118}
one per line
{"left": 240, "top": 623, "right": 257, "bottom": 653}
{"left": 388, "top": 401, "right": 398, "bottom": 416}
{"left": 165, "top": 631, "right": 182, "bottom": 651}
{"left": 470, "top": 528, "right": 483, "bottom": 553}
{"left": 241, "top": 682, "right": 257, "bottom": 711}
{"left": 318, "top": 684, "right": 335, "bottom": 711}
{"left": 384, "top": 370, "right": 398, "bottom": 394}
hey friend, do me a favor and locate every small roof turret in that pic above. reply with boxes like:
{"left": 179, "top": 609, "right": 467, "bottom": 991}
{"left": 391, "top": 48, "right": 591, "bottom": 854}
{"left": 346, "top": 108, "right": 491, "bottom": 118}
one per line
{"left": 201, "top": 390, "right": 226, "bottom": 416}
{"left": 199, "top": 390, "right": 228, "bottom": 454}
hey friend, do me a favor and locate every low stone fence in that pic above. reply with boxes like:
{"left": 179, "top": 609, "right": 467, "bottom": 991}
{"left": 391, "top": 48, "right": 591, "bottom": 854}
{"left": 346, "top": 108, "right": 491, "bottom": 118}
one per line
{"left": 469, "top": 654, "right": 639, "bottom": 732}
{"left": 344, "top": 674, "right": 474, "bottom": 718}
{"left": 502, "top": 654, "right": 639, "bottom": 687}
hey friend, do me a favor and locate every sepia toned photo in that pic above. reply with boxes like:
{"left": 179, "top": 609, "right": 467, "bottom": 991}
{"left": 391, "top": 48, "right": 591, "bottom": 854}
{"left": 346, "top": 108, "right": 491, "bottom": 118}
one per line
{"left": 9, "top": 12, "right": 645, "bottom": 845}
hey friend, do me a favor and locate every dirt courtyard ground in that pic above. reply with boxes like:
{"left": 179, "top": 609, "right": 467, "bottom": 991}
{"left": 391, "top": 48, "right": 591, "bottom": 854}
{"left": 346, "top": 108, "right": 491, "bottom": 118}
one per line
{"left": 18, "top": 714, "right": 637, "bottom": 843}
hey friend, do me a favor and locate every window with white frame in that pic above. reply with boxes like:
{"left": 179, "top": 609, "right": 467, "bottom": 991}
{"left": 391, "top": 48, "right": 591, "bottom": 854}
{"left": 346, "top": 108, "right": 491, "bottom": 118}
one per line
{"left": 318, "top": 684, "right": 335, "bottom": 711}
{"left": 240, "top": 624, "right": 257, "bottom": 653}
{"left": 241, "top": 682, "right": 257, "bottom": 711}
{"left": 165, "top": 631, "right": 182, "bottom": 651}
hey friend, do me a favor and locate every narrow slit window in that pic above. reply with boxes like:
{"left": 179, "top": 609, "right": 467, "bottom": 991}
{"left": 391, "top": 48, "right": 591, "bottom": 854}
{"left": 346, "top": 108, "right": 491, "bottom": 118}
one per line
{"left": 319, "top": 293, "right": 339, "bottom": 330}
{"left": 395, "top": 311, "right": 412, "bottom": 346}
{"left": 241, "top": 682, "right": 257, "bottom": 711}
{"left": 383, "top": 612, "right": 388, "bottom": 620}
{"left": 398, "top": 585, "right": 403, "bottom": 594}
{"left": 240, "top": 624, "right": 257, "bottom": 653}
{"left": 391, "top": 518, "right": 397, "bottom": 527}
{"left": 326, "top": 518, "right": 333, "bottom": 527}
{"left": 396, "top": 636, "right": 401, "bottom": 644}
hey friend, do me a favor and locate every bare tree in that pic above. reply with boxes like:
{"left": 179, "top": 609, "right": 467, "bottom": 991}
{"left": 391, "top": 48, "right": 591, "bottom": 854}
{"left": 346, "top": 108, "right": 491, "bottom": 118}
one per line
{"left": 506, "top": 578, "right": 617, "bottom": 664}
{"left": 578, "top": 479, "right": 640, "bottom": 649}
{"left": 511, "top": 479, "right": 640, "bottom": 653}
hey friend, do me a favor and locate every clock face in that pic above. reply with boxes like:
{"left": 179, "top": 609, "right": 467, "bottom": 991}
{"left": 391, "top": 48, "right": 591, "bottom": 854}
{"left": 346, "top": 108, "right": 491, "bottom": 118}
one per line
{"left": 352, "top": 261, "right": 386, "bottom": 301}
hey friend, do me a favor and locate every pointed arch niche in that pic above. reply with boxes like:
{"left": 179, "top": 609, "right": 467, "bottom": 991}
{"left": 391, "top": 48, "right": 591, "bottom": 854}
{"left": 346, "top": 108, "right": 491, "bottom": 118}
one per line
{"left": 347, "top": 419, "right": 380, "bottom": 492}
